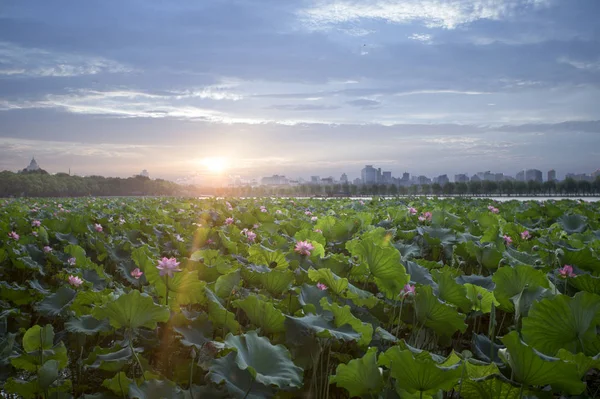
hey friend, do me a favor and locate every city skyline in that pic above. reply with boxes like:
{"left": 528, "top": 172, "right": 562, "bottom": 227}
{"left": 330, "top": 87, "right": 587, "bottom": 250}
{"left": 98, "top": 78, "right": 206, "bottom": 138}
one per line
{"left": 1, "top": 1, "right": 599, "bottom": 178}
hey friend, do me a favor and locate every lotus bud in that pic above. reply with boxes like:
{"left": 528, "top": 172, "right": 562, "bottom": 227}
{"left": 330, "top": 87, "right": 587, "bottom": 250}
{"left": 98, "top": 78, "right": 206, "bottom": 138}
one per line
{"left": 477, "top": 293, "right": 483, "bottom": 301}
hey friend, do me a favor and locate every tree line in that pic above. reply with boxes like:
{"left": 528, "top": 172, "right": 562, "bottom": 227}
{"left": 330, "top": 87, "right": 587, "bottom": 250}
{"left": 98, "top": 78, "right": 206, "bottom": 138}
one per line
{"left": 2, "top": 170, "right": 599, "bottom": 197}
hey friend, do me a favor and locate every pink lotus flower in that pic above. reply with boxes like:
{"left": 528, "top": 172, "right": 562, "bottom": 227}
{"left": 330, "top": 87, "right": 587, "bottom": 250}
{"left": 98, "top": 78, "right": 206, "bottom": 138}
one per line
{"left": 32, "top": 231, "right": 38, "bottom": 237}
{"left": 559, "top": 265, "right": 575, "bottom": 278}
{"left": 260, "top": 206, "right": 267, "bottom": 213}
{"left": 94, "top": 223, "right": 103, "bottom": 232}
{"left": 157, "top": 257, "right": 182, "bottom": 278}
{"left": 246, "top": 231, "right": 257, "bottom": 242}
{"left": 276, "top": 210, "right": 283, "bottom": 214}
{"left": 225, "top": 217, "right": 234, "bottom": 225}
{"left": 503, "top": 235, "right": 513, "bottom": 245}
{"left": 241, "top": 228, "right": 249, "bottom": 235}
{"left": 294, "top": 240, "right": 315, "bottom": 256}
{"left": 207, "top": 239, "right": 214, "bottom": 245}
{"left": 67, "top": 257, "right": 76, "bottom": 266}
{"left": 226, "top": 201, "right": 233, "bottom": 211}
{"left": 253, "top": 224, "right": 260, "bottom": 229}
{"left": 68, "top": 275, "right": 84, "bottom": 287}
{"left": 32, "top": 220, "right": 41, "bottom": 227}
{"left": 131, "top": 268, "right": 144, "bottom": 279}
{"left": 305, "top": 210, "right": 313, "bottom": 216}
{"left": 359, "top": 201, "right": 365, "bottom": 205}
{"left": 317, "top": 283, "right": 328, "bottom": 291}
{"left": 43, "top": 246, "right": 52, "bottom": 253}
{"left": 418, "top": 212, "right": 432, "bottom": 222}
{"left": 119, "top": 217, "right": 126, "bottom": 225}
{"left": 8, "top": 231, "right": 19, "bottom": 240}
{"left": 314, "top": 229, "right": 323, "bottom": 233}
{"left": 488, "top": 205, "right": 500, "bottom": 214}
{"left": 401, "top": 284, "right": 416, "bottom": 297}
{"left": 311, "top": 216, "right": 318, "bottom": 222}
{"left": 521, "top": 230, "right": 531, "bottom": 240}
{"left": 408, "top": 207, "right": 417, "bottom": 215}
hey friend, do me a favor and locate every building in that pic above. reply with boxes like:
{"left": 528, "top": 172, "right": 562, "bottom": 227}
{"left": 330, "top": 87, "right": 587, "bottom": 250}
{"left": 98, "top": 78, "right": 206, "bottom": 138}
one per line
{"left": 565, "top": 173, "right": 593, "bottom": 182}
{"left": 434, "top": 174, "right": 450, "bottom": 185}
{"left": 454, "top": 174, "right": 469, "bottom": 183}
{"left": 24, "top": 157, "right": 40, "bottom": 172}
{"left": 495, "top": 173, "right": 505, "bottom": 182}
{"left": 361, "top": 165, "right": 378, "bottom": 185}
{"left": 592, "top": 169, "right": 600, "bottom": 179}
{"left": 310, "top": 176, "right": 320, "bottom": 185}
{"left": 321, "top": 177, "right": 334, "bottom": 185}
{"left": 139, "top": 169, "right": 149, "bottom": 178}
{"left": 353, "top": 178, "right": 362, "bottom": 186}
{"left": 547, "top": 169, "right": 556, "bottom": 182}
{"left": 416, "top": 175, "right": 431, "bottom": 185}
{"left": 470, "top": 174, "right": 481, "bottom": 182}
{"left": 261, "top": 175, "right": 289, "bottom": 186}
{"left": 340, "top": 173, "right": 348, "bottom": 184}
{"left": 516, "top": 170, "right": 525, "bottom": 182}
{"left": 525, "top": 169, "right": 543, "bottom": 183}
{"left": 382, "top": 171, "right": 392, "bottom": 184}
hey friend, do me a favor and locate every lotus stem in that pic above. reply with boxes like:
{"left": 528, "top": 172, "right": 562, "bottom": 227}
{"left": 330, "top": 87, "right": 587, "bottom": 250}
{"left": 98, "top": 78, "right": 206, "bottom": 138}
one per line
{"left": 242, "top": 376, "right": 254, "bottom": 399}
{"left": 165, "top": 275, "right": 169, "bottom": 306}
{"left": 129, "top": 332, "right": 146, "bottom": 382}
{"left": 394, "top": 298, "right": 405, "bottom": 340}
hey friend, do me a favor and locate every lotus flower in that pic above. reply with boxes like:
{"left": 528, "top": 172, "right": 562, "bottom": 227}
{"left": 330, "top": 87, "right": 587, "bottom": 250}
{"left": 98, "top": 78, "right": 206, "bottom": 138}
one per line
{"left": 418, "top": 212, "right": 432, "bottom": 222}
{"left": 8, "top": 231, "right": 19, "bottom": 240}
{"left": 359, "top": 201, "right": 365, "bottom": 205}
{"left": 119, "top": 217, "right": 126, "bottom": 225}
{"left": 294, "top": 240, "right": 314, "bottom": 256}
{"left": 314, "top": 229, "right": 323, "bottom": 233}
{"left": 503, "top": 235, "right": 513, "bottom": 245}
{"left": 488, "top": 206, "right": 500, "bottom": 214}
{"left": 68, "top": 275, "right": 84, "bottom": 287}
{"left": 317, "top": 283, "right": 328, "bottom": 291}
{"left": 246, "top": 231, "right": 257, "bottom": 242}
{"left": 131, "top": 268, "right": 144, "bottom": 279}
{"left": 156, "top": 257, "right": 182, "bottom": 278}
{"left": 260, "top": 206, "right": 267, "bottom": 213}
{"left": 305, "top": 210, "right": 313, "bottom": 216}
{"left": 253, "top": 224, "right": 260, "bottom": 229}
{"left": 32, "top": 231, "right": 38, "bottom": 237}
{"left": 401, "top": 284, "right": 416, "bottom": 297}
{"left": 32, "top": 220, "right": 41, "bottom": 227}
{"left": 67, "top": 257, "right": 76, "bottom": 266}
{"left": 311, "top": 216, "right": 318, "bottom": 222}
{"left": 225, "top": 217, "right": 234, "bottom": 225}
{"left": 521, "top": 230, "right": 531, "bottom": 240}
{"left": 558, "top": 265, "right": 575, "bottom": 278}
{"left": 276, "top": 210, "right": 283, "bottom": 214}
{"left": 43, "top": 246, "right": 52, "bottom": 253}
{"left": 94, "top": 223, "right": 103, "bottom": 232}
{"left": 408, "top": 207, "right": 417, "bottom": 215}
{"left": 207, "top": 239, "right": 214, "bottom": 245}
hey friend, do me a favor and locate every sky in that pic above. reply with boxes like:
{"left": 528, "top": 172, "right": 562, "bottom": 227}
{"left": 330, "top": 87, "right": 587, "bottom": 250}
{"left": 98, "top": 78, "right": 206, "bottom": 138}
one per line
{"left": 1, "top": 0, "right": 599, "bottom": 183}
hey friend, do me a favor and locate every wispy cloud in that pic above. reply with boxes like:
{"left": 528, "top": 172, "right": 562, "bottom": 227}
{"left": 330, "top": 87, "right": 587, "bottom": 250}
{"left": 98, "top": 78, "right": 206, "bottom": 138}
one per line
{"left": 558, "top": 57, "right": 600, "bottom": 71}
{"left": 0, "top": 41, "right": 132, "bottom": 77}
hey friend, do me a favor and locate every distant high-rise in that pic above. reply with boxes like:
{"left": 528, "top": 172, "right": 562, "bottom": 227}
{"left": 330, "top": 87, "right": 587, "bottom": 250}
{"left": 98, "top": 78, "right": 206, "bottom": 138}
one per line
{"left": 402, "top": 172, "right": 410, "bottom": 181}
{"left": 454, "top": 174, "right": 469, "bottom": 183}
{"left": 361, "top": 165, "right": 378, "bottom": 184}
{"left": 261, "top": 175, "right": 289, "bottom": 186}
{"left": 310, "top": 176, "right": 320, "bottom": 185}
{"left": 547, "top": 169, "right": 556, "bottom": 182}
{"left": 435, "top": 174, "right": 450, "bottom": 185}
{"left": 516, "top": 170, "right": 525, "bottom": 182}
{"left": 340, "top": 173, "right": 348, "bottom": 184}
{"left": 382, "top": 171, "right": 392, "bottom": 184}
{"left": 525, "top": 169, "right": 543, "bottom": 183}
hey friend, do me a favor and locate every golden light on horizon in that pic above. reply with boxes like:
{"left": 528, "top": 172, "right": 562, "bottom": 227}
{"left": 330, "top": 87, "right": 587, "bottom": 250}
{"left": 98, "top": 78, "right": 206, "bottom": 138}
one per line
{"left": 200, "top": 157, "right": 229, "bottom": 174}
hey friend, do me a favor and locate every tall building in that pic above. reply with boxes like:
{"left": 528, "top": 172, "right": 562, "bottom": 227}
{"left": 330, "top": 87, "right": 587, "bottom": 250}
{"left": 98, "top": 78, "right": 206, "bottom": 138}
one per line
{"left": 361, "top": 165, "right": 378, "bottom": 185}
{"left": 261, "top": 175, "right": 289, "bottom": 185}
{"left": 382, "top": 171, "right": 392, "bottom": 184}
{"left": 435, "top": 174, "right": 450, "bottom": 185}
{"left": 340, "top": 173, "right": 348, "bottom": 184}
{"left": 24, "top": 157, "right": 40, "bottom": 172}
{"left": 525, "top": 169, "right": 543, "bottom": 183}
{"left": 310, "top": 176, "right": 320, "bottom": 185}
{"left": 547, "top": 169, "right": 556, "bottom": 182}
{"left": 454, "top": 174, "right": 469, "bottom": 183}
{"left": 495, "top": 173, "right": 505, "bottom": 182}
{"left": 140, "top": 169, "right": 149, "bottom": 178}
{"left": 516, "top": 170, "right": 525, "bottom": 182}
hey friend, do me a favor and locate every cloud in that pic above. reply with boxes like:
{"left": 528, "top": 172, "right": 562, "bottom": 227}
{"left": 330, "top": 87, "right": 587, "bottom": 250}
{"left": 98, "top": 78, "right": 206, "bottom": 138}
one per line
{"left": 268, "top": 104, "right": 340, "bottom": 111}
{"left": 558, "top": 57, "right": 600, "bottom": 71}
{"left": 298, "top": 0, "right": 554, "bottom": 30}
{"left": 0, "top": 41, "right": 132, "bottom": 77}
{"left": 346, "top": 98, "right": 381, "bottom": 108}
{"left": 408, "top": 33, "right": 433, "bottom": 43}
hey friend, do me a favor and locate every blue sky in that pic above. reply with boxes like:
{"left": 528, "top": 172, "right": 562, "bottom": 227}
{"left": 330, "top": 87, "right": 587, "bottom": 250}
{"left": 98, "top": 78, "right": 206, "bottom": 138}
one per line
{"left": 1, "top": 0, "right": 599, "bottom": 182}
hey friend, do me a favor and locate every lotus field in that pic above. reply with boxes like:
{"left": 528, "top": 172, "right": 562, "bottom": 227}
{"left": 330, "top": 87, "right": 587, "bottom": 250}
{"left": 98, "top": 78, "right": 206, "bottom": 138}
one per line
{"left": 2, "top": 197, "right": 600, "bottom": 399}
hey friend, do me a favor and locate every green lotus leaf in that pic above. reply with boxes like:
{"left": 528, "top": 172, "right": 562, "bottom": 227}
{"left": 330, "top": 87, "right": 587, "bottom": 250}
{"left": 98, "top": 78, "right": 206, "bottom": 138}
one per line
{"left": 569, "top": 273, "right": 600, "bottom": 295}
{"left": 414, "top": 285, "right": 467, "bottom": 337}
{"left": 329, "top": 347, "right": 384, "bottom": 397}
{"left": 440, "top": 351, "right": 500, "bottom": 379}
{"left": 511, "top": 285, "right": 553, "bottom": 322}
{"left": 499, "top": 331, "right": 585, "bottom": 395}
{"left": 85, "top": 345, "right": 138, "bottom": 372}
{"left": 172, "top": 312, "right": 214, "bottom": 348}
{"left": 166, "top": 271, "right": 207, "bottom": 307}
{"left": 207, "top": 352, "right": 274, "bottom": 399}
{"left": 472, "top": 334, "right": 504, "bottom": 365}
{"left": 460, "top": 374, "right": 523, "bottom": 399}
{"left": 405, "top": 260, "right": 437, "bottom": 288}
{"left": 224, "top": 331, "right": 304, "bottom": 389}
{"left": 92, "top": 290, "right": 170, "bottom": 330}
{"left": 320, "top": 298, "right": 373, "bottom": 347}
{"left": 501, "top": 247, "right": 541, "bottom": 267}
{"left": 297, "top": 283, "right": 330, "bottom": 314}
{"left": 307, "top": 268, "right": 378, "bottom": 308}
{"left": 492, "top": 265, "right": 550, "bottom": 311}
{"left": 259, "top": 269, "right": 295, "bottom": 296}
{"left": 23, "top": 324, "right": 54, "bottom": 352}
{"left": 102, "top": 372, "right": 132, "bottom": 396}
{"left": 38, "top": 359, "right": 59, "bottom": 390}
{"left": 128, "top": 379, "right": 184, "bottom": 399}
{"left": 556, "top": 349, "right": 600, "bottom": 379}
{"left": 464, "top": 284, "right": 499, "bottom": 313}
{"left": 285, "top": 314, "right": 362, "bottom": 343}
{"left": 378, "top": 346, "right": 461, "bottom": 395}
{"left": 294, "top": 229, "right": 326, "bottom": 246}
{"left": 36, "top": 286, "right": 76, "bottom": 316}
{"left": 521, "top": 291, "right": 600, "bottom": 356}
{"left": 204, "top": 287, "right": 240, "bottom": 335}
{"left": 432, "top": 268, "right": 471, "bottom": 312}
{"left": 558, "top": 214, "right": 588, "bottom": 234}
{"left": 0, "top": 281, "right": 34, "bottom": 305}
{"left": 248, "top": 245, "right": 289, "bottom": 269}
{"left": 559, "top": 246, "right": 600, "bottom": 273}
{"left": 65, "top": 315, "right": 110, "bottom": 335}
{"left": 215, "top": 269, "right": 241, "bottom": 298}
{"left": 233, "top": 295, "right": 286, "bottom": 334}
{"left": 3, "top": 378, "right": 39, "bottom": 399}
{"left": 12, "top": 325, "right": 68, "bottom": 372}
{"left": 394, "top": 242, "right": 421, "bottom": 260}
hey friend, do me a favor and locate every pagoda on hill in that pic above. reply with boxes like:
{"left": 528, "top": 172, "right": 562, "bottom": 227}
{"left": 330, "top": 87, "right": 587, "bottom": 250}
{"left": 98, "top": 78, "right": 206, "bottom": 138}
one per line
{"left": 20, "top": 157, "right": 48, "bottom": 174}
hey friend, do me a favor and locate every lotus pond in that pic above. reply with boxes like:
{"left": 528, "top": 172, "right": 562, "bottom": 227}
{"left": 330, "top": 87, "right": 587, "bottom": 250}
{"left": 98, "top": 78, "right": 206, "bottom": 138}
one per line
{"left": 1, "top": 197, "right": 600, "bottom": 399}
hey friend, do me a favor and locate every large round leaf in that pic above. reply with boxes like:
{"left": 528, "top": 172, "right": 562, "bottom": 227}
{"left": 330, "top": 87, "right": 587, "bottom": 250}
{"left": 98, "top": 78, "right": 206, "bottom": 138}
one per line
{"left": 492, "top": 265, "right": 550, "bottom": 311}
{"left": 558, "top": 214, "right": 588, "bottom": 234}
{"left": 320, "top": 298, "right": 373, "bottom": 347}
{"left": 414, "top": 285, "right": 467, "bottom": 337}
{"left": 224, "top": 331, "right": 303, "bottom": 389}
{"left": 499, "top": 331, "right": 585, "bottom": 395}
{"left": 208, "top": 352, "right": 274, "bottom": 399}
{"left": 35, "top": 286, "right": 76, "bottom": 316}
{"left": 92, "top": 290, "right": 170, "bottom": 330}
{"left": 232, "top": 295, "right": 286, "bottom": 334}
{"left": 521, "top": 291, "right": 600, "bottom": 356}
{"left": 65, "top": 315, "right": 110, "bottom": 335}
{"left": 330, "top": 347, "right": 383, "bottom": 398}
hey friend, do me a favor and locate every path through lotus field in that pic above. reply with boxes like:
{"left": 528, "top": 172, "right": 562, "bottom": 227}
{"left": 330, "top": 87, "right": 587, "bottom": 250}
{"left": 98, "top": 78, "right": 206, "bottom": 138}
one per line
{"left": 1, "top": 197, "right": 599, "bottom": 398}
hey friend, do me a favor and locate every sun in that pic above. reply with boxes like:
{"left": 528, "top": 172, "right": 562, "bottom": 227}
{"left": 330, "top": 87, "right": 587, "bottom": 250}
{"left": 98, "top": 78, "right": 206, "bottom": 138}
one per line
{"left": 201, "top": 157, "right": 228, "bottom": 173}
